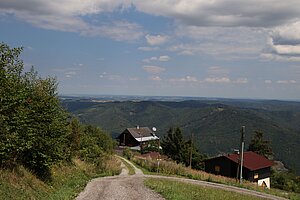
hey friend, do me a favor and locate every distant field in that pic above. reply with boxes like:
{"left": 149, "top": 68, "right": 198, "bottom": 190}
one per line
{"left": 144, "top": 178, "right": 268, "bottom": 200}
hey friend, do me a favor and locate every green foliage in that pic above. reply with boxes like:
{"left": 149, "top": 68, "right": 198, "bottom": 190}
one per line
{"left": 161, "top": 127, "right": 206, "bottom": 170}
{"left": 0, "top": 43, "right": 69, "bottom": 180}
{"left": 67, "top": 119, "right": 116, "bottom": 171}
{"left": 123, "top": 148, "right": 134, "bottom": 160}
{"left": 161, "top": 128, "right": 187, "bottom": 163}
{"left": 248, "top": 131, "right": 273, "bottom": 159}
{"left": 271, "top": 169, "right": 300, "bottom": 193}
{"left": 141, "top": 139, "right": 161, "bottom": 154}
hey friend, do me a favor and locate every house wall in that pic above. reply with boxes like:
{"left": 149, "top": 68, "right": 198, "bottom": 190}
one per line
{"left": 205, "top": 157, "right": 235, "bottom": 178}
{"left": 258, "top": 177, "right": 270, "bottom": 189}
{"left": 247, "top": 167, "right": 271, "bottom": 182}
{"left": 118, "top": 131, "right": 139, "bottom": 147}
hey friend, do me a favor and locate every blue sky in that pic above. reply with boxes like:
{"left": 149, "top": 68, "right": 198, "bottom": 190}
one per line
{"left": 1, "top": 1, "right": 300, "bottom": 100}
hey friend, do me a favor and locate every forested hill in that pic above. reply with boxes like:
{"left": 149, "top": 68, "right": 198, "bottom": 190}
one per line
{"left": 62, "top": 98, "right": 300, "bottom": 174}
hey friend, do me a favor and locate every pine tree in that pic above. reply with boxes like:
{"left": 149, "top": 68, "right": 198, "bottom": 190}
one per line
{"left": 248, "top": 131, "right": 273, "bottom": 159}
{"left": 161, "top": 127, "right": 187, "bottom": 163}
{"left": 161, "top": 127, "right": 206, "bottom": 169}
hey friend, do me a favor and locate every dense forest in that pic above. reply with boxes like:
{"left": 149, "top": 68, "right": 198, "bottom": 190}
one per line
{"left": 62, "top": 99, "right": 300, "bottom": 175}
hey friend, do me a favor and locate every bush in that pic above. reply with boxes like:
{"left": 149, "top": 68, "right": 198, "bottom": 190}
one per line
{"left": 123, "top": 148, "right": 134, "bottom": 160}
{"left": 0, "top": 43, "right": 69, "bottom": 180}
{"left": 271, "top": 170, "right": 300, "bottom": 193}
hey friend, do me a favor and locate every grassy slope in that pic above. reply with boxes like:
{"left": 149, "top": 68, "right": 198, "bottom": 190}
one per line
{"left": 0, "top": 158, "right": 121, "bottom": 200}
{"left": 144, "top": 178, "right": 267, "bottom": 200}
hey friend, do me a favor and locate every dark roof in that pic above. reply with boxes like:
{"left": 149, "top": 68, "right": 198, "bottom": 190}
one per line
{"left": 126, "top": 127, "right": 155, "bottom": 138}
{"left": 224, "top": 151, "right": 273, "bottom": 171}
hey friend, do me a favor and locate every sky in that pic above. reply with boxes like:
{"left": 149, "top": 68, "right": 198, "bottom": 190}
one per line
{"left": 1, "top": 0, "right": 300, "bottom": 100}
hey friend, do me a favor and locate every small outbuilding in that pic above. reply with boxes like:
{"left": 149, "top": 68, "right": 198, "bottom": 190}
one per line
{"left": 117, "top": 126, "right": 160, "bottom": 150}
{"left": 204, "top": 151, "right": 273, "bottom": 188}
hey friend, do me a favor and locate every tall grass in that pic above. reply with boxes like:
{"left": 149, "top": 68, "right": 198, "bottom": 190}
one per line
{"left": 0, "top": 156, "right": 121, "bottom": 200}
{"left": 133, "top": 156, "right": 299, "bottom": 199}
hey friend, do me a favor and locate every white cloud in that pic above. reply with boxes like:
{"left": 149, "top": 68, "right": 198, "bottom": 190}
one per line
{"left": 129, "top": 77, "right": 139, "bottom": 81}
{"left": 143, "top": 57, "right": 158, "bottom": 63}
{"left": 233, "top": 78, "right": 248, "bottom": 84}
{"left": 142, "top": 65, "right": 166, "bottom": 74}
{"left": 260, "top": 53, "right": 300, "bottom": 62}
{"left": 149, "top": 76, "right": 162, "bottom": 81}
{"left": 178, "top": 50, "right": 194, "bottom": 55}
{"left": 182, "top": 76, "right": 198, "bottom": 82}
{"left": 0, "top": 1, "right": 143, "bottom": 41}
{"left": 159, "top": 55, "right": 170, "bottom": 62}
{"left": 133, "top": 1, "right": 300, "bottom": 27}
{"left": 143, "top": 55, "right": 170, "bottom": 63}
{"left": 65, "top": 71, "right": 77, "bottom": 78}
{"left": 99, "top": 72, "right": 121, "bottom": 80}
{"left": 85, "top": 20, "right": 144, "bottom": 41}
{"left": 138, "top": 46, "right": 160, "bottom": 51}
{"left": 145, "top": 34, "right": 169, "bottom": 46}
{"left": 271, "top": 21, "right": 300, "bottom": 46}
{"left": 170, "top": 76, "right": 198, "bottom": 82}
{"left": 204, "top": 77, "right": 231, "bottom": 83}
{"left": 277, "top": 80, "right": 297, "bottom": 84}
{"left": 208, "top": 66, "right": 229, "bottom": 75}
{"left": 264, "top": 21, "right": 300, "bottom": 61}
{"left": 265, "top": 80, "right": 272, "bottom": 84}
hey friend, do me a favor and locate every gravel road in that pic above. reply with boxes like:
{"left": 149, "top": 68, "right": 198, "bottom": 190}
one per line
{"left": 76, "top": 157, "right": 287, "bottom": 200}
{"left": 75, "top": 157, "right": 165, "bottom": 200}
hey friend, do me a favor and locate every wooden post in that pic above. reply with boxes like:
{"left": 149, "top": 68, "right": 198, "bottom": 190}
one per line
{"left": 189, "top": 133, "right": 193, "bottom": 168}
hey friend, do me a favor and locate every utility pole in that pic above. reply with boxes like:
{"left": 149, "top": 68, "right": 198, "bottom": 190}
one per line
{"left": 239, "top": 126, "right": 245, "bottom": 184}
{"left": 189, "top": 133, "right": 193, "bottom": 168}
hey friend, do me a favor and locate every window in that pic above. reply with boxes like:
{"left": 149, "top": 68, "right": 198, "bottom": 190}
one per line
{"left": 215, "top": 165, "right": 220, "bottom": 172}
{"left": 254, "top": 173, "right": 259, "bottom": 179}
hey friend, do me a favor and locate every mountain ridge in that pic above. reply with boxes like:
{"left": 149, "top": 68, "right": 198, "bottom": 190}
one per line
{"left": 62, "top": 98, "right": 300, "bottom": 174}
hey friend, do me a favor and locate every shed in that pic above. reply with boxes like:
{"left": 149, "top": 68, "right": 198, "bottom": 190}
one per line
{"left": 204, "top": 151, "right": 273, "bottom": 188}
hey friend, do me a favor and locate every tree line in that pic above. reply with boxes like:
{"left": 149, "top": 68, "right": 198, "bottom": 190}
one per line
{"left": 0, "top": 43, "right": 115, "bottom": 180}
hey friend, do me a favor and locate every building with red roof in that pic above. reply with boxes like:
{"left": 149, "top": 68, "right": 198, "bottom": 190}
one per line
{"left": 204, "top": 151, "right": 273, "bottom": 188}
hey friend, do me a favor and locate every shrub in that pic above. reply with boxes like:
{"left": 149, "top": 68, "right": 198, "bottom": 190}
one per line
{"left": 0, "top": 43, "right": 69, "bottom": 180}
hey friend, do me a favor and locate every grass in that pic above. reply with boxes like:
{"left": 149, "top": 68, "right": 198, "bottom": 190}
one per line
{"left": 144, "top": 178, "right": 267, "bottom": 200}
{"left": 120, "top": 157, "right": 135, "bottom": 175}
{"left": 0, "top": 156, "right": 121, "bottom": 200}
{"left": 133, "top": 156, "right": 300, "bottom": 199}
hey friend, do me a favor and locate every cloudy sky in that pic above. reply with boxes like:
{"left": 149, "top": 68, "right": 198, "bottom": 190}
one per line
{"left": 1, "top": 0, "right": 300, "bottom": 100}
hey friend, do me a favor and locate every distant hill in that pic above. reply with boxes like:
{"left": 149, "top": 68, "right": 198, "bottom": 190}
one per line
{"left": 62, "top": 98, "right": 300, "bottom": 174}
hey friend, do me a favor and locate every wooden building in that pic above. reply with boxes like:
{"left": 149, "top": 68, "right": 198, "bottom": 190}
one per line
{"left": 117, "top": 126, "right": 159, "bottom": 150}
{"left": 204, "top": 151, "right": 273, "bottom": 188}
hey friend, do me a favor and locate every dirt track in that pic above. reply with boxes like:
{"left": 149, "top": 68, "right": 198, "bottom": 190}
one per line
{"left": 75, "top": 157, "right": 164, "bottom": 200}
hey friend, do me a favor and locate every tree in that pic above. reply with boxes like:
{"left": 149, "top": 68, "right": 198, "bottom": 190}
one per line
{"left": 161, "top": 127, "right": 187, "bottom": 163}
{"left": 0, "top": 43, "right": 69, "bottom": 179}
{"left": 161, "top": 127, "right": 206, "bottom": 169}
{"left": 248, "top": 131, "right": 273, "bottom": 159}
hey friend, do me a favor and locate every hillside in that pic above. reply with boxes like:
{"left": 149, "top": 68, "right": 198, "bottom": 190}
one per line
{"left": 62, "top": 99, "right": 300, "bottom": 174}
